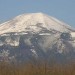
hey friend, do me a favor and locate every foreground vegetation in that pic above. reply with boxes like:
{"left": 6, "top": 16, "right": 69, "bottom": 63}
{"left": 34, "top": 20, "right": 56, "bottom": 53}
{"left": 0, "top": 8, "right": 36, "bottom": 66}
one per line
{"left": 0, "top": 61, "right": 75, "bottom": 75}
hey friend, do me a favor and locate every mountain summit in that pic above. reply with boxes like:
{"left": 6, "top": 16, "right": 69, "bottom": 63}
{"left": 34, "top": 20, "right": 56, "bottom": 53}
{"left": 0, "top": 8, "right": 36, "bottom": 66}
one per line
{"left": 0, "top": 13, "right": 74, "bottom": 35}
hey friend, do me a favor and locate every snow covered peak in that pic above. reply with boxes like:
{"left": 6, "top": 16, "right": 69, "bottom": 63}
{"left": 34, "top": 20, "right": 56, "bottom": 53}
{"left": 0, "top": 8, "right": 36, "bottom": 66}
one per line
{"left": 0, "top": 13, "right": 74, "bottom": 34}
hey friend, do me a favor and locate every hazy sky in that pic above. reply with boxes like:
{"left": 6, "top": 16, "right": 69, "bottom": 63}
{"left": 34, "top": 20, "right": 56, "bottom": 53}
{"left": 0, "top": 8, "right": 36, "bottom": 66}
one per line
{"left": 0, "top": 0, "right": 75, "bottom": 27}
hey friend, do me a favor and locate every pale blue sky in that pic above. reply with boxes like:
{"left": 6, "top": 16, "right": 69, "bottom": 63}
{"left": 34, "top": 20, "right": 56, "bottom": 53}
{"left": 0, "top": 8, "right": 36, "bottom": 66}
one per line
{"left": 0, "top": 0, "right": 75, "bottom": 27}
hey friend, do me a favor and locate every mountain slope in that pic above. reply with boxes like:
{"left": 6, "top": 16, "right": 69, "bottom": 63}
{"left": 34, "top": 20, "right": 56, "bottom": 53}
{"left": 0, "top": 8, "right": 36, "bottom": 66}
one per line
{"left": 0, "top": 13, "right": 75, "bottom": 63}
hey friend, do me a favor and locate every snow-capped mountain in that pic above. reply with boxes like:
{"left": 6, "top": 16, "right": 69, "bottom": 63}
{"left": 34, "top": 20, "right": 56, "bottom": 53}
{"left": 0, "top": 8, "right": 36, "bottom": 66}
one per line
{"left": 0, "top": 13, "right": 75, "bottom": 63}
{"left": 0, "top": 13, "right": 74, "bottom": 35}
